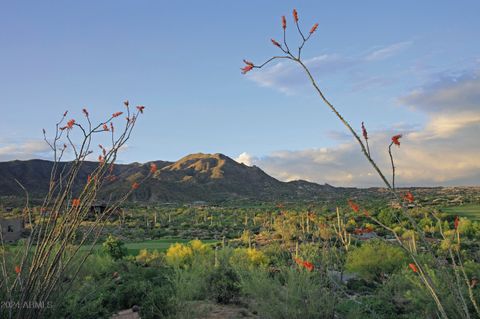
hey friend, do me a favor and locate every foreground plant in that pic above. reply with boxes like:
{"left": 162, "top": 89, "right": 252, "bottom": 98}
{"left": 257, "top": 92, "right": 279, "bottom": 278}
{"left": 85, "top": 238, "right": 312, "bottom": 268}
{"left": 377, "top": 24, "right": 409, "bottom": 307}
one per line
{"left": 242, "top": 9, "right": 479, "bottom": 318}
{"left": 0, "top": 102, "right": 150, "bottom": 319}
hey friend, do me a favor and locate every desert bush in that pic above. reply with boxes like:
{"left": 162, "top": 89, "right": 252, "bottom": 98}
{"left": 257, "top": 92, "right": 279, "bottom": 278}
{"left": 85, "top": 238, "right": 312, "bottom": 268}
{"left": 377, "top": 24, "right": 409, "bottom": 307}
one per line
{"left": 240, "top": 267, "right": 335, "bottom": 319}
{"left": 135, "top": 249, "right": 164, "bottom": 267}
{"left": 47, "top": 256, "right": 176, "bottom": 319}
{"left": 346, "top": 240, "right": 407, "bottom": 283}
{"left": 103, "top": 235, "right": 128, "bottom": 261}
{"left": 230, "top": 247, "right": 269, "bottom": 270}
{"left": 206, "top": 263, "right": 241, "bottom": 304}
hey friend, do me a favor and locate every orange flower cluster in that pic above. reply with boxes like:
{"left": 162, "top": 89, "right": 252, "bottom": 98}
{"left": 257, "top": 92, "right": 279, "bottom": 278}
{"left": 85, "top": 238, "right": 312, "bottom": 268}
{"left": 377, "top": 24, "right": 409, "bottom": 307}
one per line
{"left": 241, "top": 60, "right": 254, "bottom": 74}
{"left": 136, "top": 106, "right": 145, "bottom": 113}
{"left": 271, "top": 39, "right": 281, "bottom": 48}
{"left": 293, "top": 9, "right": 298, "bottom": 22}
{"left": 310, "top": 23, "right": 319, "bottom": 34}
{"left": 15, "top": 265, "right": 21, "bottom": 275}
{"left": 66, "top": 119, "right": 75, "bottom": 129}
{"left": 408, "top": 263, "right": 418, "bottom": 273}
{"left": 132, "top": 182, "right": 140, "bottom": 190}
{"left": 103, "top": 124, "right": 109, "bottom": 131}
{"left": 282, "top": 16, "right": 287, "bottom": 29}
{"left": 72, "top": 198, "right": 80, "bottom": 208}
{"left": 112, "top": 112, "right": 123, "bottom": 118}
{"left": 361, "top": 122, "right": 368, "bottom": 140}
{"left": 391, "top": 134, "right": 402, "bottom": 146}
{"left": 404, "top": 191, "right": 414, "bottom": 203}
{"left": 295, "top": 258, "right": 314, "bottom": 272}
{"left": 454, "top": 216, "right": 459, "bottom": 230}
{"left": 348, "top": 199, "right": 360, "bottom": 212}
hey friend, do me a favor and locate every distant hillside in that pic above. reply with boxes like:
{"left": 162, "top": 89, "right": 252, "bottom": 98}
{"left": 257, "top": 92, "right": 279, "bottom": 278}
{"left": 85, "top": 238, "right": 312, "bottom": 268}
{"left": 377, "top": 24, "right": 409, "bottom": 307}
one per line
{"left": 0, "top": 153, "right": 342, "bottom": 203}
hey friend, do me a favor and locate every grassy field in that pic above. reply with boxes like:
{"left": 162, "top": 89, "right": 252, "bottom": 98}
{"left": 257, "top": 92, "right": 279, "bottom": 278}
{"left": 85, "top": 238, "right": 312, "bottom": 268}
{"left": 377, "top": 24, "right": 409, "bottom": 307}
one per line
{"left": 442, "top": 204, "right": 480, "bottom": 220}
{"left": 123, "top": 238, "right": 218, "bottom": 255}
{"left": 80, "top": 238, "right": 219, "bottom": 255}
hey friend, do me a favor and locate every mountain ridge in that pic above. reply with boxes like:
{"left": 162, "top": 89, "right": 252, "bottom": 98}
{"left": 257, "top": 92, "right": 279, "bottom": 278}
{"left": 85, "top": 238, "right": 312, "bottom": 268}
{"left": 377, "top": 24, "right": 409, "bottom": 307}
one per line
{"left": 0, "top": 153, "right": 340, "bottom": 203}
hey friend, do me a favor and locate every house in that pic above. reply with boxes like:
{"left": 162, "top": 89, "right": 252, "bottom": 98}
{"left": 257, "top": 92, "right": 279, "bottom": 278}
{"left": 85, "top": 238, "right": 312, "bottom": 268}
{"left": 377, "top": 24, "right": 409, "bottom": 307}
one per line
{"left": 0, "top": 218, "right": 24, "bottom": 243}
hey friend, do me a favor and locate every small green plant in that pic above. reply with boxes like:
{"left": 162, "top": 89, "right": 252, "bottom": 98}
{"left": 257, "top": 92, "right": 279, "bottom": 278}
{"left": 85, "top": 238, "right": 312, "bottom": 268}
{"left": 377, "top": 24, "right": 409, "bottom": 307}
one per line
{"left": 103, "top": 235, "right": 128, "bottom": 260}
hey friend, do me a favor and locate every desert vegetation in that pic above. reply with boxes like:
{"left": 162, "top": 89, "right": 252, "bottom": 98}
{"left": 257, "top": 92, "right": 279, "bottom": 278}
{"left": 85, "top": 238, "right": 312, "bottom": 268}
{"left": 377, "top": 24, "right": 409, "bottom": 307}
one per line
{"left": 0, "top": 7, "right": 479, "bottom": 319}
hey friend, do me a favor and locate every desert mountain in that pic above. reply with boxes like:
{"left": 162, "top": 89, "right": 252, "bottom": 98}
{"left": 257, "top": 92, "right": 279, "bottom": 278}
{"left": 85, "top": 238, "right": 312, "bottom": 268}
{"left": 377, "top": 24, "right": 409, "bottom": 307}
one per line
{"left": 0, "top": 153, "right": 340, "bottom": 203}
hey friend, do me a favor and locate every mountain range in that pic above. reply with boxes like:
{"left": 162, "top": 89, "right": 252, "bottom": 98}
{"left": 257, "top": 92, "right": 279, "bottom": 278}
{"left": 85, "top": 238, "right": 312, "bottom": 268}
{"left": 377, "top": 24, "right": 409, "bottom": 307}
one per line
{"left": 0, "top": 153, "right": 346, "bottom": 203}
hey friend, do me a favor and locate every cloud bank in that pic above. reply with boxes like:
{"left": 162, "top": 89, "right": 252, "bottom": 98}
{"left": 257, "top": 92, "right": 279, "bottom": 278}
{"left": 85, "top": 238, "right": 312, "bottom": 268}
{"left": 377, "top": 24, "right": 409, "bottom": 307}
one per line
{"left": 237, "top": 70, "right": 480, "bottom": 187}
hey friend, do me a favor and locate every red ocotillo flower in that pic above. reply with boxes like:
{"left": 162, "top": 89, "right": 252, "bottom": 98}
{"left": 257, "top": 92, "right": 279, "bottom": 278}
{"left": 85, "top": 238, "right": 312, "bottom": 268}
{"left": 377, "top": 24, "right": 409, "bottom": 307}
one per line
{"left": 348, "top": 199, "right": 360, "bottom": 212}
{"left": 293, "top": 9, "right": 298, "bottom": 22}
{"left": 132, "top": 182, "right": 140, "bottom": 190}
{"left": 282, "top": 16, "right": 287, "bottom": 29}
{"left": 309, "top": 23, "right": 319, "bottom": 34}
{"left": 241, "top": 64, "right": 253, "bottom": 74}
{"left": 271, "top": 39, "right": 281, "bottom": 48}
{"left": 98, "top": 155, "right": 104, "bottom": 163}
{"left": 112, "top": 111, "right": 123, "bottom": 118}
{"left": 66, "top": 119, "right": 75, "bottom": 129}
{"left": 363, "top": 209, "right": 370, "bottom": 217}
{"left": 391, "top": 134, "right": 402, "bottom": 146}
{"left": 361, "top": 122, "right": 368, "bottom": 140}
{"left": 454, "top": 216, "right": 460, "bottom": 230}
{"left": 408, "top": 263, "right": 418, "bottom": 273}
{"left": 103, "top": 124, "right": 109, "bottom": 131}
{"left": 124, "top": 100, "right": 129, "bottom": 107}
{"left": 136, "top": 106, "right": 145, "bottom": 113}
{"left": 72, "top": 198, "right": 80, "bottom": 208}
{"left": 150, "top": 163, "right": 158, "bottom": 173}
{"left": 82, "top": 108, "right": 89, "bottom": 117}
{"left": 303, "top": 261, "right": 314, "bottom": 272}
{"left": 15, "top": 265, "right": 21, "bottom": 275}
{"left": 404, "top": 191, "right": 414, "bottom": 203}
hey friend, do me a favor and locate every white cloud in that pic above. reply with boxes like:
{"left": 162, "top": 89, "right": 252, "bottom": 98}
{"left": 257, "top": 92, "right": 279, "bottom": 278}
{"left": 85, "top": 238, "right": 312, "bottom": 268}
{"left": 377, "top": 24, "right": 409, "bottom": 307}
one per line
{"left": 235, "top": 152, "right": 254, "bottom": 166}
{"left": 247, "top": 70, "right": 480, "bottom": 186}
{"left": 0, "top": 140, "right": 52, "bottom": 161}
{"left": 246, "top": 41, "right": 411, "bottom": 94}
{"left": 364, "top": 41, "right": 412, "bottom": 61}
{"left": 399, "top": 70, "right": 480, "bottom": 114}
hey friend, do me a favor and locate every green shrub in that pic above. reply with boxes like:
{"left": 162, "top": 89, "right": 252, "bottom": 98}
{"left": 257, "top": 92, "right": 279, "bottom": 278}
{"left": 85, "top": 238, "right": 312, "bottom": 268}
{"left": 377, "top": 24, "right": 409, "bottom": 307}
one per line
{"left": 346, "top": 240, "right": 407, "bottom": 282}
{"left": 103, "top": 235, "right": 128, "bottom": 260}
{"left": 240, "top": 267, "right": 335, "bottom": 319}
{"left": 207, "top": 264, "right": 241, "bottom": 304}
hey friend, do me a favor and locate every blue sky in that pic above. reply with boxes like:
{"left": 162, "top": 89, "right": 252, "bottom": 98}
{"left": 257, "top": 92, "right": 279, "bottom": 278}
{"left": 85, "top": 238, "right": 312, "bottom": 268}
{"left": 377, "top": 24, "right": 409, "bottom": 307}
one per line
{"left": 1, "top": 1, "right": 479, "bottom": 186}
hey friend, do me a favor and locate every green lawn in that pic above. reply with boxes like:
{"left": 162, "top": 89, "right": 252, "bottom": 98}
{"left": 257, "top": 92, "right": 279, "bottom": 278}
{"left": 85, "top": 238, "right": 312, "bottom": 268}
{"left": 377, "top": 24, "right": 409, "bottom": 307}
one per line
{"left": 123, "top": 238, "right": 218, "bottom": 255}
{"left": 442, "top": 204, "right": 480, "bottom": 220}
{"left": 81, "top": 238, "right": 219, "bottom": 255}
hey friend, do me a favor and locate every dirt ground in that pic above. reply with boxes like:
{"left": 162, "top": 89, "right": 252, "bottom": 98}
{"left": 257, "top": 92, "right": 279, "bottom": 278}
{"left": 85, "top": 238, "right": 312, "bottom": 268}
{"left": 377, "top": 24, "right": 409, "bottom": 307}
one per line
{"left": 183, "top": 300, "right": 259, "bottom": 319}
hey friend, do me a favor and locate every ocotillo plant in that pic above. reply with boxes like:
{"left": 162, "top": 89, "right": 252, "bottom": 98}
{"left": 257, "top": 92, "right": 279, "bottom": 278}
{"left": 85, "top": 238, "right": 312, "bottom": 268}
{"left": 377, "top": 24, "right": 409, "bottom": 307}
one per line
{"left": 0, "top": 102, "right": 153, "bottom": 319}
{"left": 241, "top": 9, "right": 478, "bottom": 319}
